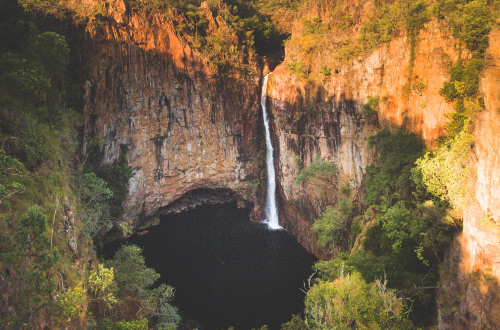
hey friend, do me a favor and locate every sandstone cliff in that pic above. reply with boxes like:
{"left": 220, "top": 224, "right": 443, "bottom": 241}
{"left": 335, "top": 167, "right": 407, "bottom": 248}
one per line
{"left": 79, "top": 1, "right": 265, "bottom": 232}
{"left": 267, "top": 9, "right": 500, "bottom": 330}
{"left": 268, "top": 17, "right": 460, "bottom": 254}
{"left": 437, "top": 28, "right": 500, "bottom": 330}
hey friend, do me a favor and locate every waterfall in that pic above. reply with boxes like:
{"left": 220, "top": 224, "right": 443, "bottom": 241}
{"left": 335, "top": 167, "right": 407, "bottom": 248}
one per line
{"left": 261, "top": 74, "right": 282, "bottom": 230}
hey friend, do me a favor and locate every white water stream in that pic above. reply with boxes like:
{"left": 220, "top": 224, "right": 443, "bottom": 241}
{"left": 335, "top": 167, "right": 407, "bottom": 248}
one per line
{"left": 261, "top": 74, "right": 282, "bottom": 230}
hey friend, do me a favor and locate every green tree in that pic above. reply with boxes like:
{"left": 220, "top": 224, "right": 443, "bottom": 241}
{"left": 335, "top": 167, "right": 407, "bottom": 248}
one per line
{"left": 365, "top": 128, "right": 425, "bottom": 207}
{"left": 415, "top": 129, "right": 474, "bottom": 212}
{"left": 0, "top": 148, "right": 26, "bottom": 205}
{"left": 79, "top": 172, "right": 114, "bottom": 237}
{"left": 105, "top": 245, "right": 160, "bottom": 298}
{"left": 105, "top": 245, "right": 178, "bottom": 325}
{"left": 0, "top": 206, "right": 59, "bottom": 327}
{"left": 312, "top": 198, "right": 355, "bottom": 251}
{"left": 296, "top": 156, "right": 337, "bottom": 186}
{"left": 28, "top": 31, "right": 70, "bottom": 88}
{"left": 0, "top": 52, "right": 51, "bottom": 104}
{"left": 304, "top": 272, "right": 414, "bottom": 330}
{"left": 462, "top": 0, "right": 491, "bottom": 55}
{"left": 156, "top": 303, "right": 181, "bottom": 330}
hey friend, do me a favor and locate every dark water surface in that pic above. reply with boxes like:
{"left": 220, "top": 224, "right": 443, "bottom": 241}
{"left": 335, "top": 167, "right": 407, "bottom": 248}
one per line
{"left": 104, "top": 202, "right": 317, "bottom": 330}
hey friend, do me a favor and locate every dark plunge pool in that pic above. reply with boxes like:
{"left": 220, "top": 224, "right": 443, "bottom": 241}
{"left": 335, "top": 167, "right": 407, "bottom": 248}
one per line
{"left": 104, "top": 202, "right": 317, "bottom": 330}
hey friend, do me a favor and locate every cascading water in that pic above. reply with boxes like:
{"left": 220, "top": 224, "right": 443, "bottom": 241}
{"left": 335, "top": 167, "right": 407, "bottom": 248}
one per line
{"left": 261, "top": 74, "right": 282, "bottom": 230}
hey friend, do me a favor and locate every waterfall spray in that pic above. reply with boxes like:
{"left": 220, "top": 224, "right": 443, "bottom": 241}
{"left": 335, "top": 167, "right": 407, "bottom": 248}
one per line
{"left": 261, "top": 74, "right": 282, "bottom": 230}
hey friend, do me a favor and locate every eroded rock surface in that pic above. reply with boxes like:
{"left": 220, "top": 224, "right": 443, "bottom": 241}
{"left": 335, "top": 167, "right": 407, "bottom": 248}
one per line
{"left": 81, "top": 3, "right": 263, "bottom": 230}
{"left": 268, "top": 18, "right": 460, "bottom": 254}
{"left": 438, "top": 28, "right": 500, "bottom": 330}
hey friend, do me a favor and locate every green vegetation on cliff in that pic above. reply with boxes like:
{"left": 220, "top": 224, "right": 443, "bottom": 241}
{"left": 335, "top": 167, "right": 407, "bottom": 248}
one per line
{"left": 284, "top": 1, "right": 497, "bottom": 327}
{"left": 284, "top": 0, "right": 432, "bottom": 80}
{"left": 299, "top": 129, "right": 458, "bottom": 328}
{"left": 0, "top": 1, "right": 180, "bottom": 329}
{"left": 22, "top": 0, "right": 299, "bottom": 74}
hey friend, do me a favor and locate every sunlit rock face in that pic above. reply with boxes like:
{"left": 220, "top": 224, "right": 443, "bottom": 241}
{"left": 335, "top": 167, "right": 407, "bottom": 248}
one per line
{"left": 267, "top": 17, "right": 460, "bottom": 255}
{"left": 80, "top": 3, "right": 263, "bottom": 230}
{"left": 268, "top": 3, "right": 500, "bottom": 325}
{"left": 438, "top": 28, "right": 500, "bottom": 330}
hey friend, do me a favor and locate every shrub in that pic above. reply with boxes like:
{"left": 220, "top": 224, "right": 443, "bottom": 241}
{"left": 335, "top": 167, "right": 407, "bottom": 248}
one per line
{"left": 362, "top": 95, "right": 380, "bottom": 125}
{"left": 87, "top": 264, "right": 117, "bottom": 308}
{"left": 312, "top": 198, "right": 355, "bottom": 251}
{"left": 0, "top": 148, "right": 26, "bottom": 205}
{"left": 296, "top": 156, "right": 337, "bottom": 185}
{"left": 287, "top": 58, "right": 307, "bottom": 78}
{"left": 415, "top": 128, "right": 474, "bottom": 212}
{"left": 302, "top": 17, "right": 324, "bottom": 35}
{"left": 304, "top": 272, "right": 414, "bottom": 330}
{"left": 53, "top": 282, "right": 86, "bottom": 320}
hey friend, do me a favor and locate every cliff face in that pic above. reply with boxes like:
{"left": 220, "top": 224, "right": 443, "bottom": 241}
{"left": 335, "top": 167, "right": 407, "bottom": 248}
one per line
{"left": 80, "top": 1, "right": 263, "bottom": 230}
{"left": 267, "top": 19, "right": 460, "bottom": 254}
{"left": 267, "top": 12, "right": 500, "bottom": 329}
{"left": 438, "top": 28, "right": 500, "bottom": 330}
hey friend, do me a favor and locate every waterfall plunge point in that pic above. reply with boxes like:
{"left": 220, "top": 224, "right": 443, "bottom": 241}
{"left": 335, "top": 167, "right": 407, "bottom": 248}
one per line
{"left": 261, "top": 74, "right": 282, "bottom": 230}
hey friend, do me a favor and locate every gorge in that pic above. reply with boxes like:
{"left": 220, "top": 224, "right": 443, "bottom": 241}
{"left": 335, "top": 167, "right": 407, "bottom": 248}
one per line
{"left": 1, "top": 0, "right": 500, "bottom": 329}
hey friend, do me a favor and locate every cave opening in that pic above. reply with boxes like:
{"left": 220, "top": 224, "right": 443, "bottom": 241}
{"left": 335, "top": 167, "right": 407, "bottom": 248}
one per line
{"left": 104, "top": 195, "right": 316, "bottom": 330}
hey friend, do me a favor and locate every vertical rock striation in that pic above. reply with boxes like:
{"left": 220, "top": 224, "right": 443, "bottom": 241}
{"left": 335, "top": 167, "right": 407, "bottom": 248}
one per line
{"left": 80, "top": 2, "right": 263, "bottom": 230}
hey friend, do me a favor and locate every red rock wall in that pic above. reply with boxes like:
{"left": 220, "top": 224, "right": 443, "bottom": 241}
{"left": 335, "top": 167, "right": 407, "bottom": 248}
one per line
{"left": 438, "top": 28, "right": 500, "bottom": 330}
{"left": 80, "top": 2, "right": 263, "bottom": 230}
{"left": 269, "top": 13, "right": 500, "bottom": 327}
{"left": 268, "top": 18, "right": 460, "bottom": 254}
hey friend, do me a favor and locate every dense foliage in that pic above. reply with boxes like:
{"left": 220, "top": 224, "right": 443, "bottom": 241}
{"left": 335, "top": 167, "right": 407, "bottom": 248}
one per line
{"left": 304, "top": 272, "right": 414, "bottom": 330}
{"left": 365, "top": 128, "right": 425, "bottom": 207}
{"left": 0, "top": 0, "right": 82, "bottom": 327}
{"left": 0, "top": 1, "right": 179, "bottom": 329}
{"left": 301, "top": 129, "right": 458, "bottom": 328}
{"left": 436, "top": 0, "right": 492, "bottom": 140}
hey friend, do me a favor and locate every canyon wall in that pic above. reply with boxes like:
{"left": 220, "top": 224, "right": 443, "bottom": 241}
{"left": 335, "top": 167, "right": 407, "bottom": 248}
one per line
{"left": 268, "top": 19, "right": 460, "bottom": 254}
{"left": 80, "top": 1, "right": 264, "bottom": 231}
{"left": 267, "top": 14, "right": 500, "bottom": 330}
{"left": 437, "top": 28, "right": 500, "bottom": 330}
